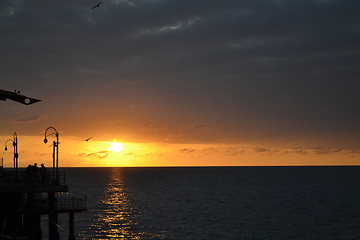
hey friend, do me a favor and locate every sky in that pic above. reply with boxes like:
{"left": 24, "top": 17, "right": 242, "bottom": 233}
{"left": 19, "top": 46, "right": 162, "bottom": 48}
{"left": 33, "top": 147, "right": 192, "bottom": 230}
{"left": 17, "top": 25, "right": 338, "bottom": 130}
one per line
{"left": 1, "top": 0, "right": 360, "bottom": 167}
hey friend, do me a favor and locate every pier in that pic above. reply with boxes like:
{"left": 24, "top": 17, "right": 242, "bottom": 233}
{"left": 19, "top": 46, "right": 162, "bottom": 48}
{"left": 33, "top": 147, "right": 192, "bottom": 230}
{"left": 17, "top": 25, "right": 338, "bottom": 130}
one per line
{"left": 0, "top": 168, "right": 87, "bottom": 240}
{"left": 0, "top": 91, "right": 86, "bottom": 239}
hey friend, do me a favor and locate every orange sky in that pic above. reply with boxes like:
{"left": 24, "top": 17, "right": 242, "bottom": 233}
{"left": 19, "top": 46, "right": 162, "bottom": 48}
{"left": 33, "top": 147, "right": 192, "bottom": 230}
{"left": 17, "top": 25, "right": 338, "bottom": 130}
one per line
{"left": 1, "top": 134, "right": 360, "bottom": 167}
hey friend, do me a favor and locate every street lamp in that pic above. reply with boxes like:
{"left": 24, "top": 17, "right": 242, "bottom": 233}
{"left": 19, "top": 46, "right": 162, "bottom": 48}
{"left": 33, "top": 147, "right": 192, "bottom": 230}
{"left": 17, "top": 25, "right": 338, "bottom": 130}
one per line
{"left": 4, "top": 132, "right": 18, "bottom": 179}
{"left": 44, "top": 127, "right": 59, "bottom": 183}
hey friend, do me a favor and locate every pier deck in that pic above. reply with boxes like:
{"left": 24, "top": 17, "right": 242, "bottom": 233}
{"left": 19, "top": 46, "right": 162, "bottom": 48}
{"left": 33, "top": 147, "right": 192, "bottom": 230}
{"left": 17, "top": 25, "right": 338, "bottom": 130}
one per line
{"left": 0, "top": 168, "right": 86, "bottom": 240}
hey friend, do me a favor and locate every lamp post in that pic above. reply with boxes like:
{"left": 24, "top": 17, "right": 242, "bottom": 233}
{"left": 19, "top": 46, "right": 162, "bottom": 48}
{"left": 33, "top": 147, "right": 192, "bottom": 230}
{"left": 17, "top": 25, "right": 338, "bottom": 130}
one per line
{"left": 44, "top": 127, "right": 59, "bottom": 183}
{"left": 5, "top": 132, "right": 18, "bottom": 179}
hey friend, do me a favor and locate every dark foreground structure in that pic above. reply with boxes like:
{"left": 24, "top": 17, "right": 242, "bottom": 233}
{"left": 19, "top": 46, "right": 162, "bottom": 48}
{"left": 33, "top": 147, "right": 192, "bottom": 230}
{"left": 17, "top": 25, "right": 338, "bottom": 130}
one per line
{"left": 0, "top": 89, "right": 41, "bottom": 105}
{"left": 0, "top": 167, "right": 86, "bottom": 240}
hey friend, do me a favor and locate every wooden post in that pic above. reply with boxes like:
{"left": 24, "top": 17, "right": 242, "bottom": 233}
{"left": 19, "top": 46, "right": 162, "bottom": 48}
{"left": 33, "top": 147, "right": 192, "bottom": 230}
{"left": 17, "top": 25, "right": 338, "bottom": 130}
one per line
{"left": 68, "top": 211, "right": 76, "bottom": 240}
{"left": 26, "top": 192, "right": 34, "bottom": 240}
{"left": 48, "top": 192, "right": 59, "bottom": 240}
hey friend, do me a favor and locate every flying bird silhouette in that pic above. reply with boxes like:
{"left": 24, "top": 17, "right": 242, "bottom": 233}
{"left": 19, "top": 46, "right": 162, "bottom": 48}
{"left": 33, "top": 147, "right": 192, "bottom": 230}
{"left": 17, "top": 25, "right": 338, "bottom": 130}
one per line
{"left": 92, "top": 2, "right": 103, "bottom": 9}
{"left": 84, "top": 137, "right": 93, "bottom": 142}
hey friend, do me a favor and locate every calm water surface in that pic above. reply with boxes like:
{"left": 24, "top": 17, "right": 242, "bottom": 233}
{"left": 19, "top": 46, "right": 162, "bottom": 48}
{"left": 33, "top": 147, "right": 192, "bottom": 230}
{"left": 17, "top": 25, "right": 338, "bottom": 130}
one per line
{"left": 48, "top": 167, "right": 360, "bottom": 239}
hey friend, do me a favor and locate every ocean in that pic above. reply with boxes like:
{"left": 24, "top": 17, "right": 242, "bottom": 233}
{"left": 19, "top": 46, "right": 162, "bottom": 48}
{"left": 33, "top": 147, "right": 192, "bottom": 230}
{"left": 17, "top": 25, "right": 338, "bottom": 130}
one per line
{"left": 45, "top": 167, "right": 360, "bottom": 239}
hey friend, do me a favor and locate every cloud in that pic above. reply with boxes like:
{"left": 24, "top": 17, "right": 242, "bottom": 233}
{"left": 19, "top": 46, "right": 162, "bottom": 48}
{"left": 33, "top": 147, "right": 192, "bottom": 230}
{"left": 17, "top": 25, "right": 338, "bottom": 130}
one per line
{"left": 254, "top": 147, "right": 273, "bottom": 153}
{"left": 124, "top": 152, "right": 135, "bottom": 156}
{"left": 106, "top": 120, "right": 122, "bottom": 125}
{"left": 313, "top": 147, "right": 343, "bottom": 155}
{"left": 180, "top": 148, "right": 195, "bottom": 153}
{"left": 282, "top": 148, "right": 308, "bottom": 155}
{"left": 131, "top": 16, "right": 201, "bottom": 37}
{"left": 16, "top": 116, "right": 41, "bottom": 123}
{"left": 201, "top": 146, "right": 246, "bottom": 156}
{"left": 78, "top": 150, "right": 110, "bottom": 159}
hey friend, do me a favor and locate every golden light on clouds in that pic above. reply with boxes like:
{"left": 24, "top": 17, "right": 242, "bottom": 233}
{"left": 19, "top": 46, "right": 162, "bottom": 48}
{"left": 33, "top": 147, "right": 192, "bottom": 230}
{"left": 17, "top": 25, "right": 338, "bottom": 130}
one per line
{"left": 1, "top": 135, "right": 360, "bottom": 167}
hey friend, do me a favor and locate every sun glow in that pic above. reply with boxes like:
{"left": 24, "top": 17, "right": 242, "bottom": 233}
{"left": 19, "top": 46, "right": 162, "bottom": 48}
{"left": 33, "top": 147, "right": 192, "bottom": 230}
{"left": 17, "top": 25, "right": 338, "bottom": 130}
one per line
{"left": 108, "top": 142, "right": 124, "bottom": 153}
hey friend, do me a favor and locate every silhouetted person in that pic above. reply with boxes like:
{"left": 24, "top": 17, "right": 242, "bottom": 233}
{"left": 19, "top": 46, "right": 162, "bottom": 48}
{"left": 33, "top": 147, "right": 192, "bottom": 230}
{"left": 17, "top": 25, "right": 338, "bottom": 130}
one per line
{"left": 26, "top": 164, "right": 32, "bottom": 184}
{"left": 40, "top": 163, "right": 47, "bottom": 184}
{"left": 33, "top": 163, "right": 39, "bottom": 185}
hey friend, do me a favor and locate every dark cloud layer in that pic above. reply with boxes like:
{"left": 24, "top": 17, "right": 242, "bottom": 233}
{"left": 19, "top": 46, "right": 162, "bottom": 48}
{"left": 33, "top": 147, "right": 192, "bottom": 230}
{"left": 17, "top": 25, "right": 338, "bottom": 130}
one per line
{"left": 1, "top": 0, "right": 360, "bottom": 147}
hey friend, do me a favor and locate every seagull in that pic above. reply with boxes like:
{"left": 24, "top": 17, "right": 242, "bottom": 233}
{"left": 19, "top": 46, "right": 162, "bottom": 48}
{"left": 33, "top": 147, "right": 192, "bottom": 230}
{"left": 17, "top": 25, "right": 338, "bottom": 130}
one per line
{"left": 84, "top": 137, "right": 93, "bottom": 142}
{"left": 92, "top": 2, "right": 103, "bottom": 9}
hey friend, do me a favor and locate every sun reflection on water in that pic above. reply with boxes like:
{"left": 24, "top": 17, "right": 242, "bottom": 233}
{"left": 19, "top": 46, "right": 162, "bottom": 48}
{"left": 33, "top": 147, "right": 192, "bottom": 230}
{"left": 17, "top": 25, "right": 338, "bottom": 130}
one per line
{"left": 88, "top": 169, "right": 146, "bottom": 239}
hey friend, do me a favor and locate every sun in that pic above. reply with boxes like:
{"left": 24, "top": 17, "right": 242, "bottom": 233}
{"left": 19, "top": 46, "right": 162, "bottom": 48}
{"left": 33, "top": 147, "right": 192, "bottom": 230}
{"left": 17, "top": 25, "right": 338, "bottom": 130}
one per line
{"left": 108, "top": 142, "right": 124, "bottom": 153}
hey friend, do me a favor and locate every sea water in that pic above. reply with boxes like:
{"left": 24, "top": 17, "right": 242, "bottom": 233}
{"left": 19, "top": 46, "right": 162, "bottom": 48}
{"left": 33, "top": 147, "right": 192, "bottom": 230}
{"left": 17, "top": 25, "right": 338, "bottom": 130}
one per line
{"left": 45, "top": 167, "right": 360, "bottom": 239}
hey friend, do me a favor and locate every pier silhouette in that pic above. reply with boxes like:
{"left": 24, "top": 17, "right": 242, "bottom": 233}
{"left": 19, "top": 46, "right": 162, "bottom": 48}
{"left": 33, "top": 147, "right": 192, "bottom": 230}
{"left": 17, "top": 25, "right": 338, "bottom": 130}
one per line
{"left": 0, "top": 167, "right": 87, "bottom": 240}
{"left": 0, "top": 93, "right": 86, "bottom": 240}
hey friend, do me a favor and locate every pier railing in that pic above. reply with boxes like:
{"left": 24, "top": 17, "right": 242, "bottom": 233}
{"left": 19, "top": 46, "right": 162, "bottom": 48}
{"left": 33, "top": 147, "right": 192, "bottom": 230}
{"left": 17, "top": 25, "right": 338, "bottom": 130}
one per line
{"left": 0, "top": 169, "right": 66, "bottom": 186}
{"left": 19, "top": 195, "right": 87, "bottom": 213}
{"left": 47, "top": 171, "right": 66, "bottom": 185}
{"left": 56, "top": 196, "right": 87, "bottom": 210}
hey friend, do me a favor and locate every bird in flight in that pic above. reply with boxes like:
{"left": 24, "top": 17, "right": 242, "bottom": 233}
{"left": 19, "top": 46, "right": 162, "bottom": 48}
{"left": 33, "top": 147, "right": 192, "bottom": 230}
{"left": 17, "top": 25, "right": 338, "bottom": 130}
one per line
{"left": 92, "top": 2, "right": 103, "bottom": 9}
{"left": 84, "top": 137, "right": 93, "bottom": 142}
